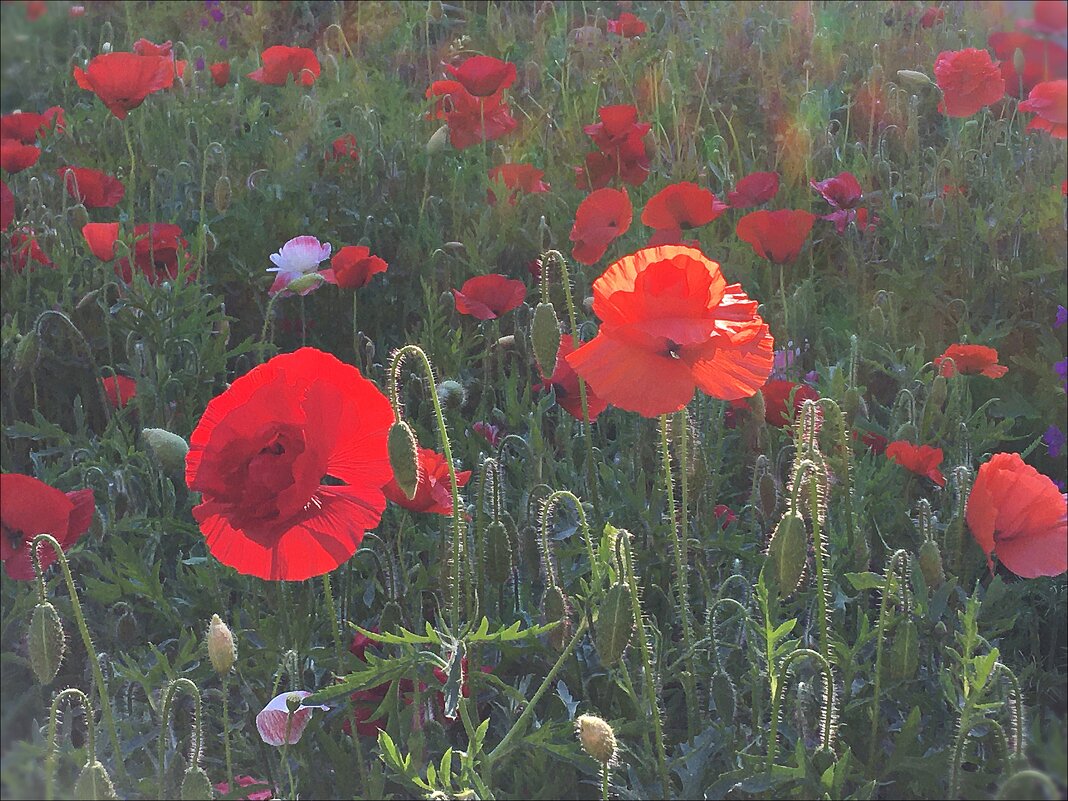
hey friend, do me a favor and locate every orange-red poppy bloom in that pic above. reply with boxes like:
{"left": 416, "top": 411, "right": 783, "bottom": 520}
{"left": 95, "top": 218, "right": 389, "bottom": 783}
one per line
{"left": 444, "top": 55, "right": 516, "bottom": 97}
{"left": 934, "top": 344, "right": 1008, "bottom": 378}
{"left": 118, "top": 224, "right": 190, "bottom": 285}
{"left": 641, "top": 182, "right": 728, "bottom": 236}
{"left": 330, "top": 245, "right": 387, "bottom": 290}
{"left": 570, "top": 188, "right": 632, "bottom": 265}
{"left": 577, "top": 105, "right": 652, "bottom": 189}
{"left": 966, "top": 452, "right": 1067, "bottom": 578}
{"left": 886, "top": 441, "right": 946, "bottom": 487}
{"left": 210, "top": 62, "right": 231, "bottom": 87}
{"left": 1, "top": 180, "right": 13, "bottom": 229}
{"left": 535, "top": 334, "right": 610, "bottom": 423}
{"left": 82, "top": 222, "right": 120, "bottom": 260}
{"left": 0, "top": 473, "right": 94, "bottom": 580}
{"left": 102, "top": 375, "right": 137, "bottom": 408}
{"left": 0, "top": 107, "right": 63, "bottom": 144}
{"left": 326, "top": 134, "right": 360, "bottom": 163}
{"left": 73, "top": 53, "right": 175, "bottom": 119}
{"left": 727, "top": 172, "right": 779, "bottom": 208}
{"left": 486, "top": 163, "right": 549, "bottom": 206}
{"left": 1018, "top": 79, "right": 1067, "bottom": 138}
{"left": 382, "top": 446, "right": 472, "bottom": 515}
{"left": 425, "top": 80, "right": 518, "bottom": 150}
{"left": 735, "top": 209, "right": 817, "bottom": 263}
{"left": 0, "top": 138, "right": 40, "bottom": 173}
{"left": 566, "top": 245, "right": 774, "bottom": 417}
{"left": 56, "top": 166, "right": 125, "bottom": 208}
{"left": 186, "top": 348, "right": 393, "bottom": 580}
{"left": 8, "top": 229, "right": 52, "bottom": 273}
{"left": 607, "top": 12, "right": 646, "bottom": 37}
{"left": 247, "top": 46, "right": 320, "bottom": 86}
{"left": 758, "top": 379, "right": 820, "bottom": 427}
{"left": 452, "top": 274, "right": 526, "bottom": 320}
{"left": 934, "top": 48, "right": 1005, "bottom": 117}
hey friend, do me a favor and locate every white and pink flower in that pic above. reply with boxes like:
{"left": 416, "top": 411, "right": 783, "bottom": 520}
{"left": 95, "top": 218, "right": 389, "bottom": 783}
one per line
{"left": 266, "top": 236, "right": 333, "bottom": 296}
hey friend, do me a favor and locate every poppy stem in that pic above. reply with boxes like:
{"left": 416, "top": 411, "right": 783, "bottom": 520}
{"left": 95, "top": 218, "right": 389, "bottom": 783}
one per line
{"left": 123, "top": 123, "right": 136, "bottom": 216}
{"left": 157, "top": 677, "right": 203, "bottom": 794}
{"left": 658, "top": 415, "right": 699, "bottom": 742}
{"left": 46, "top": 688, "right": 93, "bottom": 801}
{"left": 869, "top": 549, "right": 910, "bottom": 767}
{"left": 31, "top": 534, "right": 129, "bottom": 787}
{"left": 778, "top": 264, "right": 790, "bottom": 340}
{"left": 222, "top": 673, "right": 234, "bottom": 791}
{"left": 323, "top": 572, "right": 343, "bottom": 662}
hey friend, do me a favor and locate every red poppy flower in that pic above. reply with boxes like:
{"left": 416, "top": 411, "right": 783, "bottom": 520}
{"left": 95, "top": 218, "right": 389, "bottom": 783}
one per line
{"left": 8, "top": 229, "right": 52, "bottom": 273}
{"left": 854, "top": 429, "right": 889, "bottom": 455}
{"left": 535, "top": 334, "right": 610, "bottom": 423}
{"left": 116, "top": 223, "right": 191, "bottom": 285}
{"left": 452, "top": 274, "right": 526, "bottom": 320}
{"left": 330, "top": 245, "right": 387, "bottom": 290}
{"left": 713, "top": 504, "right": 737, "bottom": 529}
{"left": 425, "top": 80, "right": 518, "bottom": 150}
{"left": 444, "top": 55, "right": 516, "bottom": 97}
{"left": 726, "top": 172, "right": 780, "bottom": 208}
{"left": 212, "top": 776, "right": 273, "bottom": 801}
{"left": 966, "top": 452, "right": 1067, "bottom": 578}
{"left": 210, "top": 62, "right": 231, "bottom": 87}
{"left": 102, "top": 375, "right": 137, "bottom": 408}
{"left": 82, "top": 222, "right": 119, "bottom": 261}
{"left": 247, "top": 46, "right": 321, "bottom": 87}
{"left": 1, "top": 180, "right": 13, "bottom": 229}
{"left": 754, "top": 379, "right": 820, "bottom": 427}
{"left": 1027, "top": 0, "right": 1068, "bottom": 34}
{"left": 186, "top": 348, "right": 393, "bottom": 581}
{"left": 133, "top": 38, "right": 172, "bottom": 57}
{"left": 472, "top": 421, "right": 502, "bottom": 446}
{"left": 578, "top": 105, "right": 652, "bottom": 188}
{"left": 934, "top": 344, "right": 1008, "bottom": 378}
{"left": 934, "top": 49, "right": 1006, "bottom": 117}
{"left": 382, "top": 446, "right": 472, "bottom": 516}
{"left": 641, "top": 182, "right": 728, "bottom": 237}
{"left": 735, "top": 209, "right": 816, "bottom": 263}
{"left": 566, "top": 245, "right": 774, "bottom": 418}
{"left": 919, "top": 6, "right": 945, "bottom": 27}
{"left": 989, "top": 32, "right": 1067, "bottom": 97}
{"left": 607, "top": 12, "right": 646, "bottom": 37}
{"left": 810, "top": 172, "right": 863, "bottom": 210}
{"left": 0, "top": 107, "right": 63, "bottom": 144}
{"left": 886, "top": 441, "right": 946, "bottom": 487}
{"left": 486, "top": 163, "right": 550, "bottom": 206}
{"left": 1018, "top": 79, "right": 1068, "bottom": 138}
{"left": 0, "top": 138, "right": 40, "bottom": 173}
{"left": 1, "top": 474, "right": 94, "bottom": 580}
{"left": 73, "top": 53, "right": 175, "bottom": 119}
{"left": 570, "top": 188, "right": 632, "bottom": 265}
{"left": 56, "top": 166, "right": 125, "bottom": 208}
{"left": 327, "top": 134, "right": 360, "bottom": 163}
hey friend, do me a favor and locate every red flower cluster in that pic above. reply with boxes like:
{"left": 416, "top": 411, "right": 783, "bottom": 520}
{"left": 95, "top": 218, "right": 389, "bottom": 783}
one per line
{"left": 1, "top": 473, "right": 95, "bottom": 581}
{"left": 486, "top": 163, "right": 550, "bottom": 206}
{"left": 988, "top": 31, "right": 1067, "bottom": 98}
{"left": 575, "top": 105, "right": 652, "bottom": 189}
{"left": 535, "top": 334, "right": 610, "bottom": 423}
{"left": 82, "top": 223, "right": 191, "bottom": 285}
{"left": 452, "top": 274, "right": 526, "bottom": 320}
{"left": 56, "top": 166, "right": 125, "bottom": 208}
{"left": 641, "top": 182, "right": 727, "bottom": 245}
{"left": 247, "top": 46, "right": 321, "bottom": 86}
{"left": 934, "top": 49, "right": 1005, "bottom": 118}
{"left": 735, "top": 209, "right": 816, "bottom": 263}
{"left": 73, "top": 52, "right": 175, "bottom": 119}
{"left": 383, "top": 446, "right": 472, "bottom": 516}
{"left": 427, "top": 56, "right": 518, "bottom": 150}
{"left": 326, "top": 134, "right": 360, "bottom": 164}
{"left": 571, "top": 187, "right": 632, "bottom": 265}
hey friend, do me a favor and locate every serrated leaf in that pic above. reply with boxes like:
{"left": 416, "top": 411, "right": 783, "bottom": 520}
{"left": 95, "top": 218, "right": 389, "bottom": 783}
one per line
{"left": 349, "top": 623, "right": 438, "bottom": 646}
{"left": 305, "top": 652, "right": 433, "bottom": 705}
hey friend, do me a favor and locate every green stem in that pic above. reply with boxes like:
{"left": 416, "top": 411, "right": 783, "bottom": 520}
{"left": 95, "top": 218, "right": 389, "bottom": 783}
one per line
{"left": 222, "top": 674, "right": 234, "bottom": 790}
{"left": 258, "top": 292, "right": 285, "bottom": 364}
{"left": 541, "top": 490, "right": 599, "bottom": 590}
{"left": 778, "top": 264, "right": 790, "bottom": 339}
{"left": 31, "top": 535, "right": 128, "bottom": 786}
{"left": 157, "top": 678, "right": 203, "bottom": 795}
{"left": 123, "top": 123, "right": 136, "bottom": 218}
{"left": 769, "top": 649, "right": 835, "bottom": 768}
{"left": 659, "top": 415, "right": 698, "bottom": 741}
{"left": 869, "top": 550, "right": 909, "bottom": 767}
{"left": 601, "top": 763, "right": 610, "bottom": 801}
{"left": 808, "top": 465, "right": 831, "bottom": 666}
{"left": 323, "top": 572, "right": 342, "bottom": 663}
{"left": 46, "top": 688, "right": 93, "bottom": 801}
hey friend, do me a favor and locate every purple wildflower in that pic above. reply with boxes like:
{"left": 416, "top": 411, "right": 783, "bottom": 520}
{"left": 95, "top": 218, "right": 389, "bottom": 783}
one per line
{"left": 1056, "top": 358, "right": 1067, "bottom": 389}
{"left": 1056, "top": 305, "right": 1067, "bottom": 329}
{"left": 1044, "top": 425, "right": 1066, "bottom": 459}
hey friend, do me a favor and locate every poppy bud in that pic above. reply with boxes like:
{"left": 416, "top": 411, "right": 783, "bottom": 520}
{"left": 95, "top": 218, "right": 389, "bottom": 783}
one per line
{"left": 74, "top": 761, "right": 117, "bottom": 800}
{"left": 213, "top": 175, "right": 231, "bottom": 212}
{"left": 841, "top": 387, "right": 861, "bottom": 423}
{"left": 283, "top": 273, "right": 326, "bottom": 295}
{"left": 483, "top": 519, "right": 514, "bottom": 584}
{"left": 531, "top": 302, "right": 561, "bottom": 377}
{"left": 575, "top": 714, "right": 617, "bottom": 764}
{"left": 70, "top": 203, "right": 90, "bottom": 230}
{"left": 436, "top": 379, "right": 466, "bottom": 411}
{"left": 758, "top": 473, "right": 779, "bottom": 520}
{"left": 896, "top": 69, "right": 933, "bottom": 87}
{"left": 379, "top": 600, "right": 402, "bottom": 633}
{"left": 1012, "top": 48, "right": 1026, "bottom": 82}
{"left": 594, "top": 582, "right": 633, "bottom": 667}
{"left": 710, "top": 669, "right": 737, "bottom": 719}
{"left": 206, "top": 614, "right": 236, "bottom": 675}
{"left": 142, "top": 428, "right": 190, "bottom": 476}
{"left": 427, "top": 0, "right": 444, "bottom": 20}
{"left": 496, "top": 335, "right": 515, "bottom": 349}
{"left": 543, "top": 584, "right": 571, "bottom": 651}
{"left": 766, "top": 510, "right": 807, "bottom": 595}
{"left": 28, "top": 601, "right": 65, "bottom": 685}
{"left": 427, "top": 125, "right": 450, "bottom": 155}
{"left": 918, "top": 539, "right": 944, "bottom": 588}
{"left": 115, "top": 608, "right": 138, "bottom": 645}
{"left": 885, "top": 619, "right": 919, "bottom": 682}
{"left": 387, "top": 421, "right": 421, "bottom": 500}
{"left": 928, "top": 375, "right": 947, "bottom": 410}
{"left": 180, "top": 765, "right": 213, "bottom": 800}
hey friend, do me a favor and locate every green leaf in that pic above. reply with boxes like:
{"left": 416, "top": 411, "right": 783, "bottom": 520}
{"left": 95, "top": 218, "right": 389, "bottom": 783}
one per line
{"left": 350, "top": 623, "right": 439, "bottom": 646}
{"left": 845, "top": 571, "right": 885, "bottom": 591}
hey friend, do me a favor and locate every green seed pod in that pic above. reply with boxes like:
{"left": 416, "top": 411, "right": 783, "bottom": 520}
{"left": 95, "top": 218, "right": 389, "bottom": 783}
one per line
{"left": 758, "top": 473, "right": 779, "bottom": 520}
{"left": 73, "top": 761, "right": 117, "bottom": 800}
{"left": 594, "top": 582, "right": 633, "bottom": 667}
{"left": 180, "top": 765, "right": 213, "bottom": 800}
{"left": 918, "top": 540, "right": 945, "bottom": 588}
{"left": 28, "top": 601, "right": 65, "bottom": 685}
{"left": 483, "top": 520, "right": 514, "bottom": 585}
{"left": 885, "top": 619, "right": 919, "bottom": 682}
{"left": 530, "top": 302, "right": 561, "bottom": 377}
{"left": 575, "top": 714, "right": 617, "bottom": 764}
{"left": 709, "top": 670, "right": 736, "bottom": 720}
{"left": 213, "top": 175, "right": 231, "bottom": 212}
{"left": 379, "top": 600, "right": 403, "bottom": 634}
{"left": 766, "top": 510, "right": 807, "bottom": 596}
{"left": 893, "top": 422, "right": 918, "bottom": 443}
{"left": 896, "top": 69, "right": 933, "bottom": 87}
{"left": 543, "top": 585, "right": 571, "bottom": 652}
{"left": 387, "top": 421, "right": 421, "bottom": 500}
{"left": 142, "top": 428, "right": 190, "bottom": 477}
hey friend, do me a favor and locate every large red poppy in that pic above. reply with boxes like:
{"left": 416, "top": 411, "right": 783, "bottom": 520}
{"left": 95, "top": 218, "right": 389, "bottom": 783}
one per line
{"left": 425, "top": 80, "right": 518, "bottom": 150}
{"left": 330, "top": 245, "right": 387, "bottom": 290}
{"left": 810, "top": 172, "right": 863, "bottom": 209}
{"left": 1018, "top": 79, "right": 1068, "bottom": 138}
{"left": 186, "top": 348, "right": 393, "bottom": 581}
{"left": 444, "top": 55, "right": 516, "bottom": 97}
{"left": 727, "top": 172, "right": 780, "bottom": 209}
{"left": 486, "top": 163, "right": 550, "bottom": 206}
{"left": 934, "top": 49, "right": 1006, "bottom": 117}
{"left": 566, "top": 245, "right": 774, "bottom": 417}
{"left": 56, "top": 166, "right": 125, "bottom": 208}
{"left": 0, "top": 473, "right": 95, "bottom": 580}
{"left": 570, "top": 188, "right": 632, "bottom": 265}
{"left": 535, "top": 334, "right": 609, "bottom": 422}
{"left": 735, "top": 209, "right": 816, "bottom": 263}
{"left": 886, "top": 441, "right": 946, "bottom": 487}
{"left": 641, "top": 182, "right": 728, "bottom": 238}
{"left": 988, "top": 32, "right": 1067, "bottom": 97}
{"left": 247, "top": 46, "right": 321, "bottom": 86}
{"left": 1, "top": 180, "right": 13, "bottom": 229}
{"left": 73, "top": 53, "right": 175, "bottom": 119}
{"left": 934, "top": 344, "right": 1007, "bottom": 378}
{"left": 210, "top": 62, "right": 231, "bottom": 87}
{"left": 382, "top": 446, "right": 472, "bottom": 515}
{"left": 0, "top": 107, "right": 63, "bottom": 144}
{"left": 967, "top": 452, "right": 1066, "bottom": 578}
{"left": 452, "top": 274, "right": 526, "bottom": 319}
{"left": 0, "top": 138, "right": 40, "bottom": 173}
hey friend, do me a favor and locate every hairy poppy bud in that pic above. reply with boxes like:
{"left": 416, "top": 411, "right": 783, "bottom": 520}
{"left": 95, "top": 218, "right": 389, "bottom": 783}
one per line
{"left": 576, "top": 714, "right": 617, "bottom": 764}
{"left": 213, "top": 175, "right": 232, "bottom": 212}
{"left": 594, "top": 582, "right": 633, "bottom": 667}
{"left": 483, "top": 519, "right": 514, "bottom": 584}
{"left": 283, "top": 273, "right": 326, "bottom": 295}
{"left": 758, "top": 473, "right": 779, "bottom": 520}
{"left": 928, "top": 375, "right": 947, "bottom": 410}
{"left": 531, "top": 302, "right": 561, "bottom": 377}
{"left": 893, "top": 422, "right": 918, "bottom": 443}
{"left": 14, "top": 331, "right": 39, "bottom": 373}
{"left": 387, "top": 421, "right": 421, "bottom": 500}
{"left": 74, "top": 761, "right": 117, "bottom": 800}
{"left": 28, "top": 601, "right": 65, "bottom": 685}
{"left": 896, "top": 69, "right": 933, "bottom": 87}
{"left": 142, "top": 428, "right": 190, "bottom": 476}
{"left": 543, "top": 584, "right": 571, "bottom": 651}
{"left": 180, "top": 765, "right": 213, "bottom": 800}
{"left": 206, "top": 614, "right": 236, "bottom": 675}
{"left": 766, "top": 510, "right": 807, "bottom": 595}
{"left": 918, "top": 539, "right": 944, "bottom": 588}
{"left": 436, "top": 379, "right": 465, "bottom": 411}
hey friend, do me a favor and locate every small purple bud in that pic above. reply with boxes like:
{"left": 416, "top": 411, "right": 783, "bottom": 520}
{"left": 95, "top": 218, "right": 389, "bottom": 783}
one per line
{"left": 195, "top": 57, "right": 206, "bottom": 71}
{"left": 1043, "top": 425, "right": 1066, "bottom": 459}
{"left": 199, "top": 16, "right": 210, "bottom": 28}
{"left": 1056, "top": 305, "right": 1067, "bottom": 329}
{"left": 218, "top": 36, "right": 228, "bottom": 49}
{"left": 210, "top": 7, "right": 224, "bottom": 22}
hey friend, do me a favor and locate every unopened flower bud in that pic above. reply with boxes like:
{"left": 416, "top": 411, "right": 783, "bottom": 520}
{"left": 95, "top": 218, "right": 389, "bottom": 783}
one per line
{"left": 896, "top": 69, "right": 933, "bottom": 87}
{"left": 576, "top": 713, "right": 617, "bottom": 763}
{"left": 437, "top": 379, "right": 466, "bottom": 411}
{"left": 206, "top": 614, "right": 236, "bottom": 675}
{"left": 427, "top": 125, "right": 450, "bottom": 155}
{"left": 180, "top": 765, "right": 213, "bottom": 800}
{"left": 142, "top": 428, "right": 190, "bottom": 476}
{"left": 283, "top": 273, "right": 326, "bottom": 295}
{"left": 28, "top": 601, "right": 66, "bottom": 685}
{"left": 74, "top": 760, "right": 117, "bottom": 800}
{"left": 387, "top": 421, "right": 421, "bottom": 500}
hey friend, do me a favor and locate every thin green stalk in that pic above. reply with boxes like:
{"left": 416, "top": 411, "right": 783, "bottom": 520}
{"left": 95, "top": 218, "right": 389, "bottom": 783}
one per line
{"left": 123, "top": 123, "right": 136, "bottom": 218}
{"left": 778, "top": 264, "right": 790, "bottom": 339}
{"left": 222, "top": 674, "right": 234, "bottom": 790}
{"left": 541, "top": 490, "right": 599, "bottom": 590}
{"left": 157, "top": 678, "right": 203, "bottom": 795}
{"left": 46, "top": 688, "right": 93, "bottom": 801}
{"left": 869, "top": 550, "right": 909, "bottom": 766}
{"left": 323, "top": 572, "right": 342, "bottom": 662}
{"left": 808, "top": 466, "right": 831, "bottom": 666}
{"left": 32, "top": 535, "right": 128, "bottom": 786}
{"left": 601, "top": 764, "right": 610, "bottom": 801}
